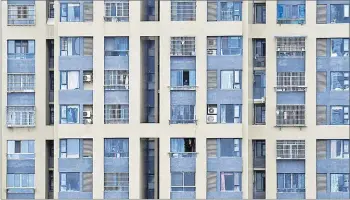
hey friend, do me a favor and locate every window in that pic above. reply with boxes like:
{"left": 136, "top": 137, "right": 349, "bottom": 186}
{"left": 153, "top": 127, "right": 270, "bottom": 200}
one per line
{"left": 171, "top": 0, "right": 196, "bottom": 21}
{"left": 316, "top": 4, "right": 327, "bottom": 24}
{"left": 316, "top": 72, "right": 327, "bottom": 92}
{"left": 207, "top": 71, "right": 217, "bottom": 89}
{"left": 220, "top": 2, "right": 241, "bottom": 21}
{"left": 7, "top": 174, "right": 34, "bottom": 188}
{"left": 331, "top": 72, "right": 349, "bottom": 91}
{"left": 171, "top": 70, "right": 196, "bottom": 88}
{"left": 170, "top": 138, "right": 196, "bottom": 157}
{"left": 49, "top": 104, "right": 54, "bottom": 125}
{"left": 7, "top": 74, "right": 35, "bottom": 92}
{"left": 60, "top": 105, "right": 80, "bottom": 124}
{"left": 331, "top": 39, "right": 349, "bottom": 57}
{"left": 60, "top": 3, "right": 80, "bottom": 22}
{"left": 317, "top": 174, "right": 327, "bottom": 192}
{"left": 331, "top": 106, "right": 349, "bottom": 125}
{"left": 104, "top": 70, "right": 129, "bottom": 90}
{"left": 170, "top": 37, "right": 195, "bottom": 56}
{"left": 7, "top": 40, "right": 35, "bottom": 59}
{"left": 276, "top": 72, "right": 306, "bottom": 91}
{"left": 276, "top": 37, "right": 305, "bottom": 57}
{"left": 220, "top": 172, "right": 241, "bottom": 192}
{"left": 221, "top": 37, "right": 242, "bottom": 55}
{"left": 220, "top": 104, "right": 241, "bottom": 123}
{"left": 254, "top": 140, "right": 266, "bottom": 158}
{"left": 60, "top": 173, "right": 80, "bottom": 192}
{"left": 7, "top": 140, "right": 35, "bottom": 159}
{"left": 48, "top": 0, "right": 54, "bottom": 19}
{"left": 7, "top": 106, "right": 35, "bottom": 127}
{"left": 330, "top": 4, "right": 350, "bottom": 24}
{"left": 170, "top": 105, "right": 196, "bottom": 124}
{"left": 220, "top": 139, "right": 241, "bottom": 157}
{"left": 254, "top": 104, "right": 266, "bottom": 125}
{"left": 104, "top": 105, "right": 129, "bottom": 124}
{"left": 60, "top": 71, "right": 79, "bottom": 90}
{"left": 277, "top": 4, "right": 305, "bottom": 24}
{"left": 276, "top": 140, "right": 305, "bottom": 159}
{"left": 277, "top": 173, "right": 305, "bottom": 192}
{"left": 171, "top": 172, "right": 195, "bottom": 191}
{"left": 104, "top": 1, "right": 129, "bottom": 22}
{"left": 104, "top": 37, "right": 129, "bottom": 56}
{"left": 104, "top": 139, "right": 129, "bottom": 157}
{"left": 60, "top": 37, "right": 80, "bottom": 56}
{"left": 331, "top": 174, "right": 349, "bottom": 192}
{"left": 60, "top": 139, "right": 80, "bottom": 158}
{"left": 254, "top": 3, "right": 266, "bottom": 23}
{"left": 8, "top": 4, "right": 35, "bottom": 25}
{"left": 255, "top": 171, "right": 265, "bottom": 192}
{"left": 220, "top": 71, "right": 241, "bottom": 89}
{"left": 330, "top": 140, "right": 349, "bottom": 159}
{"left": 316, "top": 105, "right": 327, "bottom": 125}
{"left": 276, "top": 105, "right": 305, "bottom": 126}
{"left": 104, "top": 173, "right": 129, "bottom": 191}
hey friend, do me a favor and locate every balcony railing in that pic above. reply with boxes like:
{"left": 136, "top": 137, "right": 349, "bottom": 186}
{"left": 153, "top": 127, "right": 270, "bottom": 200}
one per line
{"left": 104, "top": 16, "right": 129, "bottom": 22}
{"left": 169, "top": 152, "right": 197, "bottom": 158}
{"left": 7, "top": 153, "right": 35, "bottom": 160}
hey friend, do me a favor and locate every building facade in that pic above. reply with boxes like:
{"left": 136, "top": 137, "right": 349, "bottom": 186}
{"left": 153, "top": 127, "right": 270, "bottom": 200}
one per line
{"left": 1, "top": 0, "right": 349, "bottom": 199}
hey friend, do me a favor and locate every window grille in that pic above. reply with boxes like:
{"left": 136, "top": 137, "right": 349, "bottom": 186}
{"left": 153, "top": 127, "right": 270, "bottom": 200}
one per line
{"left": 104, "top": 105, "right": 129, "bottom": 124}
{"left": 170, "top": 37, "right": 196, "bottom": 56}
{"left": 7, "top": 106, "right": 35, "bottom": 127}
{"left": 171, "top": 0, "right": 196, "bottom": 21}
{"left": 48, "top": 1, "right": 54, "bottom": 19}
{"left": 170, "top": 105, "right": 196, "bottom": 124}
{"left": 7, "top": 74, "right": 35, "bottom": 92}
{"left": 276, "top": 140, "right": 305, "bottom": 159}
{"left": 276, "top": 72, "right": 306, "bottom": 91}
{"left": 276, "top": 37, "right": 305, "bottom": 57}
{"left": 276, "top": 105, "right": 305, "bottom": 126}
{"left": 8, "top": 4, "right": 35, "bottom": 25}
{"left": 104, "top": 70, "right": 129, "bottom": 90}
{"left": 104, "top": 1, "right": 129, "bottom": 22}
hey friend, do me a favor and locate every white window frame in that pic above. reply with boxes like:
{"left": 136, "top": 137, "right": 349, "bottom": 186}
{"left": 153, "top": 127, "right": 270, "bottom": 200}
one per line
{"left": 104, "top": 1, "right": 129, "bottom": 22}
{"left": 330, "top": 140, "right": 349, "bottom": 159}
{"left": 60, "top": 139, "right": 80, "bottom": 158}
{"left": 171, "top": 0, "right": 196, "bottom": 21}
{"left": 276, "top": 105, "right": 305, "bottom": 126}
{"left": 60, "top": 172, "right": 80, "bottom": 192}
{"left": 7, "top": 4, "right": 35, "bottom": 25}
{"left": 220, "top": 172, "right": 241, "bottom": 192}
{"left": 276, "top": 140, "right": 305, "bottom": 159}
{"left": 171, "top": 172, "right": 196, "bottom": 191}
{"left": 60, "top": 105, "right": 80, "bottom": 124}
{"left": 331, "top": 71, "right": 349, "bottom": 91}
{"left": 170, "top": 37, "right": 196, "bottom": 56}
{"left": 276, "top": 72, "right": 306, "bottom": 91}
{"left": 330, "top": 174, "right": 349, "bottom": 192}
{"left": 220, "top": 70, "right": 241, "bottom": 90}
{"left": 170, "top": 105, "right": 196, "bottom": 124}
{"left": 104, "top": 173, "right": 129, "bottom": 191}
{"left": 331, "top": 106, "right": 350, "bottom": 125}
{"left": 7, "top": 74, "right": 35, "bottom": 92}
{"left": 60, "top": 71, "right": 80, "bottom": 90}
{"left": 277, "top": 173, "right": 305, "bottom": 193}
{"left": 6, "top": 106, "right": 35, "bottom": 127}
{"left": 6, "top": 174, "right": 35, "bottom": 189}
{"left": 7, "top": 140, "right": 35, "bottom": 160}
{"left": 276, "top": 37, "right": 305, "bottom": 57}
{"left": 104, "top": 104, "right": 129, "bottom": 124}
{"left": 104, "top": 70, "right": 129, "bottom": 90}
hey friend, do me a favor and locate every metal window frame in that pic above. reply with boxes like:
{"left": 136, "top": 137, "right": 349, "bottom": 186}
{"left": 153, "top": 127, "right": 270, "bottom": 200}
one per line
{"left": 219, "top": 172, "right": 241, "bottom": 192}
{"left": 104, "top": 70, "right": 129, "bottom": 90}
{"left": 6, "top": 173, "right": 35, "bottom": 189}
{"left": 7, "top": 73, "right": 35, "bottom": 92}
{"left": 170, "top": 37, "right": 196, "bottom": 56}
{"left": 170, "top": 105, "right": 196, "bottom": 124}
{"left": 276, "top": 140, "right": 305, "bottom": 159}
{"left": 171, "top": 0, "right": 196, "bottom": 21}
{"left": 276, "top": 105, "right": 306, "bottom": 126}
{"left": 275, "top": 72, "right": 306, "bottom": 92}
{"left": 276, "top": 37, "right": 306, "bottom": 54}
{"left": 171, "top": 172, "right": 196, "bottom": 191}
{"left": 104, "top": 1, "right": 129, "bottom": 22}
{"left": 104, "top": 104, "right": 129, "bottom": 124}
{"left": 277, "top": 173, "right": 306, "bottom": 193}
{"left": 7, "top": 4, "right": 35, "bottom": 25}
{"left": 6, "top": 106, "right": 35, "bottom": 127}
{"left": 104, "top": 172, "right": 129, "bottom": 191}
{"left": 330, "top": 173, "right": 350, "bottom": 192}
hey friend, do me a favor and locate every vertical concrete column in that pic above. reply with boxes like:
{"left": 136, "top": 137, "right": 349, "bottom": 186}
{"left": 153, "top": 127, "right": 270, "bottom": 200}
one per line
{"left": 129, "top": 0, "right": 141, "bottom": 124}
{"left": 265, "top": 138, "right": 277, "bottom": 199}
{"left": 195, "top": 136, "right": 207, "bottom": 199}
{"left": 265, "top": 35, "right": 277, "bottom": 127}
{"left": 159, "top": 34, "right": 170, "bottom": 125}
{"left": 195, "top": 33, "right": 207, "bottom": 126}
{"left": 92, "top": 137, "right": 104, "bottom": 199}
{"left": 1, "top": 138, "right": 7, "bottom": 199}
{"left": 158, "top": 136, "right": 171, "bottom": 199}
{"left": 35, "top": 139, "right": 47, "bottom": 199}
{"left": 53, "top": 137, "right": 60, "bottom": 199}
{"left": 305, "top": 139, "right": 317, "bottom": 199}
{"left": 129, "top": 136, "right": 141, "bottom": 199}
{"left": 305, "top": 36, "right": 317, "bottom": 126}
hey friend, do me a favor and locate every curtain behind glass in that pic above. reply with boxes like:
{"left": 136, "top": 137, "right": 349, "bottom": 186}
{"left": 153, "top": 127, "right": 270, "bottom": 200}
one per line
{"left": 68, "top": 71, "right": 79, "bottom": 89}
{"left": 170, "top": 139, "right": 185, "bottom": 152}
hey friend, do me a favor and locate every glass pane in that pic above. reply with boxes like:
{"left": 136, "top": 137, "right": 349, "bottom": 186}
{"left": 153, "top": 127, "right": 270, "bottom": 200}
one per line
{"left": 171, "top": 172, "right": 183, "bottom": 186}
{"left": 220, "top": 139, "right": 234, "bottom": 157}
{"left": 67, "top": 139, "right": 80, "bottom": 158}
{"left": 184, "top": 172, "right": 195, "bottom": 186}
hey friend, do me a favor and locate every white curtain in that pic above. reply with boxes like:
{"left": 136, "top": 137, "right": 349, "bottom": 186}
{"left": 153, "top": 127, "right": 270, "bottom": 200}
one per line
{"left": 330, "top": 140, "right": 338, "bottom": 158}
{"left": 221, "top": 105, "right": 226, "bottom": 123}
{"left": 170, "top": 139, "right": 185, "bottom": 153}
{"left": 331, "top": 174, "right": 339, "bottom": 192}
{"left": 68, "top": 71, "right": 79, "bottom": 89}
{"left": 221, "top": 71, "right": 233, "bottom": 89}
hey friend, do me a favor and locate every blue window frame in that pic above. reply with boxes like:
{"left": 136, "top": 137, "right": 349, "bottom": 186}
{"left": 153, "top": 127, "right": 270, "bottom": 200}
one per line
{"left": 170, "top": 70, "right": 196, "bottom": 87}
{"left": 60, "top": 105, "right": 80, "bottom": 124}
{"left": 219, "top": 139, "right": 241, "bottom": 157}
{"left": 104, "top": 139, "right": 129, "bottom": 157}
{"left": 219, "top": 1, "right": 241, "bottom": 21}
{"left": 60, "top": 71, "right": 80, "bottom": 90}
{"left": 220, "top": 70, "right": 241, "bottom": 89}
{"left": 170, "top": 105, "right": 196, "bottom": 124}
{"left": 104, "top": 37, "right": 129, "bottom": 56}
{"left": 7, "top": 174, "right": 35, "bottom": 188}
{"left": 7, "top": 40, "right": 35, "bottom": 59}
{"left": 331, "top": 106, "right": 349, "bottom": 125}
{"left": 331, "top": 72, "right": 349, "bottom": 91}
{"left": 330, "top": 140, "right": 349, "bottom": 159}
{"left": 221, "top": 36, "right": 242, "bottom": 55}
{"left": 254, "top": 3, "right": 266, "bottom": 24}
{"left": 331, "top": 38, "right": 349, "bottom": 57}
{"left": 60, "top": 3, "right": 80, "bottom": 22}
{"left": 330, "top": 4, "right": 350, "bottom": 24}
{"left": 60, "top": 172, "right": 80, "bottom": 192}
{"left": 220, "top": 104, "right": 241, "bottom": 124}
{"left": 60, "top": 139, "right": 80, "bottom": 158}
{"left": 220, "top": 172, "right": 241, "bottom": 191}
{"left": 60, "top": 37, "right": 80, "bottom": 56}
{"left": 277, "top": 4, "right": 305, "bottom": 24}
{"left": 277, "top": 173, "right": 305, "bottom": 192}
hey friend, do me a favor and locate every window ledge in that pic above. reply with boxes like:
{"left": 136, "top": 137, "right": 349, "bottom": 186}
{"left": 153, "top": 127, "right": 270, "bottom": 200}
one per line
{"left": 168, "top": 86, "right": 198, "bottom": 91}
{"left": 169, "top": 120, "right": 198, "bottom": 125}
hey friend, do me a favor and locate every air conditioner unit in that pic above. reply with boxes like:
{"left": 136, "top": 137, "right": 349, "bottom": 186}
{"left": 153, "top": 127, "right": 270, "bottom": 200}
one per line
{"left": 208, "top": 38, "right": 217, "bottom": 49}
{"left": 207, "top": 115, "right": 217, "bottom": 123}
{"left": 83, "top": 111, "right": 92, "bottom": 118}
{"left": 84, "top": 118, "right": 93, "bottom": 124}
{"left": 207, "top": 49, "right": 217, "bottom": 55}
{"left": 83, "top": 74, "right": 92, "bottom": 82}
{"left": 207, "top": 105, "right": 217, "bottom": 115}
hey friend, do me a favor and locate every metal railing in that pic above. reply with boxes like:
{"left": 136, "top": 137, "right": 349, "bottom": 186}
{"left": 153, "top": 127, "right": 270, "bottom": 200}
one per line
{"left": 169, "top": 152, "right": 197, "bottom": 158}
